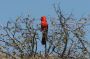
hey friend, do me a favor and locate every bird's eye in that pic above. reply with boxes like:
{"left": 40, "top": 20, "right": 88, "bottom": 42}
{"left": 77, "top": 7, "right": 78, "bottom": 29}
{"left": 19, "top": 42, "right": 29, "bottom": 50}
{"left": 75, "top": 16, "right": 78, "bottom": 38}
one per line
{"left": 41, "top": 17, "right": 43, "bottom": 21}
{"left": 41, "top": 19, "right": 43, "bottom": 21}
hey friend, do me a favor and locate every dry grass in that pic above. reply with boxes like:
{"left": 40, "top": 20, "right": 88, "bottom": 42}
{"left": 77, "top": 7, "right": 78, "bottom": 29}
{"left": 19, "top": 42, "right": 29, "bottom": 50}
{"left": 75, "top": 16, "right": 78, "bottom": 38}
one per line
{"left": 0, "top": 52, "right": 62, "bottom": 59}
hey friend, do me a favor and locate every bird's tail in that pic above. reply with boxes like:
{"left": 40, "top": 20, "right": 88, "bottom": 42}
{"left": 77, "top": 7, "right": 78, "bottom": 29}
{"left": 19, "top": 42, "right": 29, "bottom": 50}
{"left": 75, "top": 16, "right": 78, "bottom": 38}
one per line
{"left": 42, "top": 30, "right": 48, "bottom": 45}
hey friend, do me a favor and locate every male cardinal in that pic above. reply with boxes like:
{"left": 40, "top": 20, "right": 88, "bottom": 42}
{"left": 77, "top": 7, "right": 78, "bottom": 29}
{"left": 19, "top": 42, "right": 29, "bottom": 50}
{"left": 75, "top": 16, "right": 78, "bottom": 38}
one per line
{"left": 41, "top": 16, "right": 48, "bottom": 45}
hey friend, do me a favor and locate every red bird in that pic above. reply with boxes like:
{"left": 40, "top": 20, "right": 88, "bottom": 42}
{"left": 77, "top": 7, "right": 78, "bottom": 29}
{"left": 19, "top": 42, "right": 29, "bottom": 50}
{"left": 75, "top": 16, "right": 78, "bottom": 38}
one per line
{"left": 41, "top": 16, "right": 48, "bottom": 45}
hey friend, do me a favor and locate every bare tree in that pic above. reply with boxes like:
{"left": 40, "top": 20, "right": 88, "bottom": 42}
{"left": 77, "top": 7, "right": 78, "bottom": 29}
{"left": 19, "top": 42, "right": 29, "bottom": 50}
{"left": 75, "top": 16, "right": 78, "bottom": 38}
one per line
{"left": 0, "top": 5, "right": 90, "bottom": 59}
{"left": 0, "top": 16, "right": 38, "bottom": 59}
{"left": 46, "top": 5, "right": 90, "bottom": 59}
